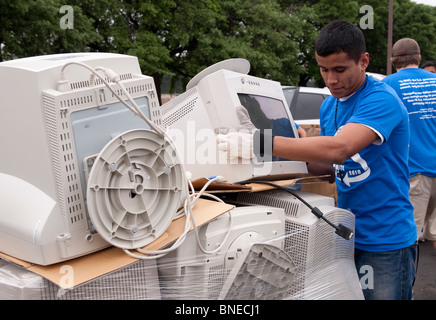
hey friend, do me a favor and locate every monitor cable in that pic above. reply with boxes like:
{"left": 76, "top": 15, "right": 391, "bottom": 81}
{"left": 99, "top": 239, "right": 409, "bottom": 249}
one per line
{"left": 236, "top": 180, "right": 354, "bottom": 240}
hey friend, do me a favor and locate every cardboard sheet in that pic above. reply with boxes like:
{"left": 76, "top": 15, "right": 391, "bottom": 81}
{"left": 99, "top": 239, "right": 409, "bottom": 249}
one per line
{"left": 190, "top": 177, "right": 251, "bottom": 193}
{"left": 244, "top": 175, "right": 332, "bottom": 192}
{"left": 190, "top": 174, "right": 331, "bottom": 193}
{"left": 0, "top": 198, "right": 234, "bottom": 289}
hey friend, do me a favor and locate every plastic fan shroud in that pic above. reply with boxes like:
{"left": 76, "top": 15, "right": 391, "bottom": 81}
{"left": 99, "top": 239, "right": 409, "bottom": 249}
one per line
{"left": 86, "top": 129, "right": 185, "bottom": 249}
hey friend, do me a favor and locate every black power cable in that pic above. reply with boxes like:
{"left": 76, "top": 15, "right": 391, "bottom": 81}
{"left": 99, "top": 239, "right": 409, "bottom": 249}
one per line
{"left": 237, "top": 180, "right": 354, "bottom": 240}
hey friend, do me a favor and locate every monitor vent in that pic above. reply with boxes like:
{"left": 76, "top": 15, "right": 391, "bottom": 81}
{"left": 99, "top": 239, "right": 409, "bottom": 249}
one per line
{"left": 161, "top": 97, "right": 197, "bottom": 128}
{"left": 43, "top": 93, "right": 86, "bottom": 228}
{"left": 43, "top": 94, "right": 66, "bottom": 215}
{"left": 57, "top": 112, "right": 84, "bottom": 226}
{"left": 59, "top": 94, "right": 94, "bottom": 109}
{"left": 161, "top": 87, "right": 198, "bottom": 128}
{"left": 283, "top": 208, "right": 355, "bottom": 299}
{"left": 111, "top": 83, "right": 149, "bottom": 98}
{"left": 70, "top": 80, "right": 90, "bottom": 90}
{"left": 69, "top": 73, "right": 133, "bottom": 90}
{"left": 236, "top": 191, "right": 301, "bottom": 217}
{"left": 284, "top": 220, "right": 309, "bottom": 298}
{"left": 208, "top": 264, "right": 227, "bottom": 300}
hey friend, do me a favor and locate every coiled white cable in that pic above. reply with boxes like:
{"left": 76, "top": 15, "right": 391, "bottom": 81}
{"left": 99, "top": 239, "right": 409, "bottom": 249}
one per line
{"left": 123, "top": 176, "right": 233, "bottom": 259}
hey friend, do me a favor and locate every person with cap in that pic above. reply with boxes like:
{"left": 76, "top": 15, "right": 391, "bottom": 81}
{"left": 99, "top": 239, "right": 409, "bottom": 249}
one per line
{"left": 383, "top": 38, "right": 436, "bottom": 252}
{"left": 217, "top": 20, "right": 417, "bottom": 300}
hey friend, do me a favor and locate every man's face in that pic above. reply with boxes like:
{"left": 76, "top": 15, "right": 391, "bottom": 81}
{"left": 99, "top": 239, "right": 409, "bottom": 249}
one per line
{"left": 315, "top": 51, "right": 369, "bottom": 99}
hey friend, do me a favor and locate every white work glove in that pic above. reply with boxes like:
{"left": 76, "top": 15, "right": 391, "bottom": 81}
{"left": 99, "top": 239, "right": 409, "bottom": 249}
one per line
{"left": 215, "top": 105, "right": 257, "bottom": 135}
{"left": 216, "top": 131, "right": 255, "bottom": 160}
{"left": 235, "top": 105, "right": 257, "bottom": 132}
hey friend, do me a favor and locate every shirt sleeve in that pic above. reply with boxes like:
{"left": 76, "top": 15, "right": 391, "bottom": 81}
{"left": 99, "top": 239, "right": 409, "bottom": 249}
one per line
{"left": 348, "top": 88, "right": 403, "bottom": 143}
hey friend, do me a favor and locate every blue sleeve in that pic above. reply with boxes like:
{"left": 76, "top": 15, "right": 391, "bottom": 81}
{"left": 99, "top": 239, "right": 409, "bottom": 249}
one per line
{"left": 349, "top": 87, "right": 403, "bottom": 142}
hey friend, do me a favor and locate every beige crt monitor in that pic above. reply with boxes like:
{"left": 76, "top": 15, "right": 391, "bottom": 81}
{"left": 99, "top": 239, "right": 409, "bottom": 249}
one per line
{"left": 0, "top": 53, "right": 185, "bottom": 265}
{"left": 160, "top": 59, "right": 308, "bottom": 183}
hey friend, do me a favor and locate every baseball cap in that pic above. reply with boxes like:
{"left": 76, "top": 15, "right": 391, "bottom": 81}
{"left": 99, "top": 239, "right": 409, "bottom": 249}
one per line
{"left": 392, "top": 38, "right": 420, "bottom": 57}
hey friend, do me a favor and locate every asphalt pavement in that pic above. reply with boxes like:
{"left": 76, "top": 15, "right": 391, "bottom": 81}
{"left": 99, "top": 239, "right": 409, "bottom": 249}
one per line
{"left": 413, "top": 239, "right": 436, "bottom": 300}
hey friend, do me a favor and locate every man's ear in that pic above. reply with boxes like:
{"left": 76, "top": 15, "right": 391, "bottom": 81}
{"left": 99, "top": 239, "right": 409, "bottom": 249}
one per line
{"left": 360, "top": 52, "right": 370, "bottom": 70}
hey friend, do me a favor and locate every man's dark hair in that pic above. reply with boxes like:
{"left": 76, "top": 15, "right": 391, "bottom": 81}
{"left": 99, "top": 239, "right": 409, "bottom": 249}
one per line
{"left": 421, "top": 61, "right": 436, "bottom": 69}
{"left": 315, "top": 20, "right": 366, "bottom": 63}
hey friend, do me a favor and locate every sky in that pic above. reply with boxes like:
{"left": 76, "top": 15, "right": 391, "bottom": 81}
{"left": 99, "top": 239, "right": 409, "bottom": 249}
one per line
{"left": 411, "top": 0, "right": 436, "bottom": 6}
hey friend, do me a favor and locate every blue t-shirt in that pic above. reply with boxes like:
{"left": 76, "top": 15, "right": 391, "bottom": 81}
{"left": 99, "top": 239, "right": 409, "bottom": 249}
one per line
{"left": 382, "top": 68, "right": 436, "bottom": 177}
{"left": 320, "top": 76, "right": 417, "bottom": 252}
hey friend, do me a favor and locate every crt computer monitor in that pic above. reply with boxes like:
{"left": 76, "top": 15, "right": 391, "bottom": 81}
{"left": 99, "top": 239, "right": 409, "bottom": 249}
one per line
{"left": 0, "top": 52, "right": 185, "bottom": 265}
{"left": 160, "top": 59, "right": 308, "bottom": 183}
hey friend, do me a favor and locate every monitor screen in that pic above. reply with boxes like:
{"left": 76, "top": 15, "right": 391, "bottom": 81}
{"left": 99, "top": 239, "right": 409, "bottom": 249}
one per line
{"left": 238, "top": 93, "right": 296, "bottom": 162}
{"left": 238, "top": 93, "right": 296, "bottom": 138}
{"left": 238, "top": 93, "right": 295, "bottom": 138}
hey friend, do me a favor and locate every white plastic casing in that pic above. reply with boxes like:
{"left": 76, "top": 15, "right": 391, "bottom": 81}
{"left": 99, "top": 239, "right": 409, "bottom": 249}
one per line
{"left": 0, "top": 53, "right": 165, "bottom": 265}
{"left": 157, "top": 205, "right": 286, "bottom": 300}
{"left": 160, "top": 59, "right": 308, "bottom": 183}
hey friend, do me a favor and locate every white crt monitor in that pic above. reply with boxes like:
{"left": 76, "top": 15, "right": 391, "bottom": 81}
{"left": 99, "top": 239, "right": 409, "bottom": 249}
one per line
{"left": 0, "top": 53, "right": 184, "bottom": 265}
{"left": 160, "top": 59, "right": 308, "bottom": 183}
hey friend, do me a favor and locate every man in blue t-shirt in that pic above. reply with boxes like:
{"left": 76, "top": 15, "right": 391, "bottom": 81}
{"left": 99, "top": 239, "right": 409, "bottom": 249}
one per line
{"left": 302, "top": 22, "right": 417, "bottom": 300}
{"left": 383, "top": 38, "right": 436, "bottom": 253}
{"left": 217, "top": 20, "right": 417, "bottom": 300}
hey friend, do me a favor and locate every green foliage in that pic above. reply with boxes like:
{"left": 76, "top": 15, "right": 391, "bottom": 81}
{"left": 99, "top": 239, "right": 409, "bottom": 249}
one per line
{"left": 392, "top": 0, "right": 436, "bottom": 64}
{"left": 0, "top": 0, "right": 101, "bottom": 60}
{"left": 161, "top": 0, "right": 305, "bottom": 87}
{"left": 1, "top": 0, "right": 435, "bottom": 91}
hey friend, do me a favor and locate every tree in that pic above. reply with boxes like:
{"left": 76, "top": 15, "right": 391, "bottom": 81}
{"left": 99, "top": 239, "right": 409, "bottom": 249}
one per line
{"left": 281, "top": 3, "right": 321, "bottom": 86}
{"left": 358, "top": 0, "right": 436, "bottom": 75}
{"left": 0, "top": 0, "right": 101, "bottom": 61}
{"left": 67, "top": 0, "right": 175, "bottom": 99}
{"left": 392, "top": 0, "right": 436, "bottom": 66}
{"left": 1, "top": 0, "right": 435, "bottom": 91}
{"left": 277, "top": 0, "right": 361, "bottom": 86}
{"left": 279, "top": 0, "right": 436, "bottom": 83}
{"left": 164, "top": 0, "right": 305, "bottom": 89}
